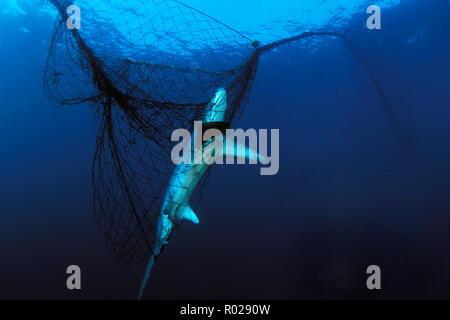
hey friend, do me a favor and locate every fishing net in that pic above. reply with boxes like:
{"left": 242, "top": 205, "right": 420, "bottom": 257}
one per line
{"left": 44, "top": 0, "right": 416, "bottom": 263}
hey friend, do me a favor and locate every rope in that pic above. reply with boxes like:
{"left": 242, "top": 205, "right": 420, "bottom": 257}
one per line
{"left": 172, "top": 0, "right": 254, "bottom": 43}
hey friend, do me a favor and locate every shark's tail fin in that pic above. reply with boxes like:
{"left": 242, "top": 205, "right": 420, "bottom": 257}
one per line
{"left": 137, "top": 254, "right": 156, "bottom": 300}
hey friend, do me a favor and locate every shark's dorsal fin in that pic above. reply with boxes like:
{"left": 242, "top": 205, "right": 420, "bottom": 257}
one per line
{"left": 180, "top": 206, "right": 200, "bottom": 224}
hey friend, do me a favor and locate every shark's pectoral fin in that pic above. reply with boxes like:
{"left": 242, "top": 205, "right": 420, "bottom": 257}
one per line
{"left": 223, "top": 137, "right": 268, "bottom": 164}
{"left": 179, "top": 206, "right": 200, "bottom": 224}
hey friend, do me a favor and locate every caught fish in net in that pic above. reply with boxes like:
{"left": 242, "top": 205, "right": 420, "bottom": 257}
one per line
{"left": 43, "top": 0, "right": 417, "bottom": 298}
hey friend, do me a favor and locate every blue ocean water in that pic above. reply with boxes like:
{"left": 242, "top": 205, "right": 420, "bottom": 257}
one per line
{"left": 0, "top": 0, "right": 448, "bottom": 299}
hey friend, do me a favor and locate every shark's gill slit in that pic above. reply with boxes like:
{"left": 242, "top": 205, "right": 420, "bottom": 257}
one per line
{"left": 44, "top": 0, "right": 418, "bottom": 298}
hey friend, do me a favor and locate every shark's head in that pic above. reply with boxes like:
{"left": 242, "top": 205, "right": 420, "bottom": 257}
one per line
{"left": 203, "top": 88, "right": 227, "bottom": 123}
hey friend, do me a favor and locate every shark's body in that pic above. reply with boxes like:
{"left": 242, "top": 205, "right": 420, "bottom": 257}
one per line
{"left": 138, "top": 88, "right": 264, "bottom": 299}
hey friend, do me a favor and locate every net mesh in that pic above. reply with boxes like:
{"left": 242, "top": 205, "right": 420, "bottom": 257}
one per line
{"left": 44, "top": 0, "right": 416, "bottom": 263}
{"left": 44, "top": 0, "right": 261, "bottom": 262}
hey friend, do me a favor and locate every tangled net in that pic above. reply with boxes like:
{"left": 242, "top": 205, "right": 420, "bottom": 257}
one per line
{"left": 44, "top": 0, "right": 417, "bottom": 263}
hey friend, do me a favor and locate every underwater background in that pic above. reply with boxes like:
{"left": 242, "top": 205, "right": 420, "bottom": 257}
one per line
{"left": 0, "top": 0, "right": 448, "bottom": 299}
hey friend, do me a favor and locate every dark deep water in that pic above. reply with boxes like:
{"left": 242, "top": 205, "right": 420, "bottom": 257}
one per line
{"left": 0, "top": 0, "right": 448, "bottom": 299}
